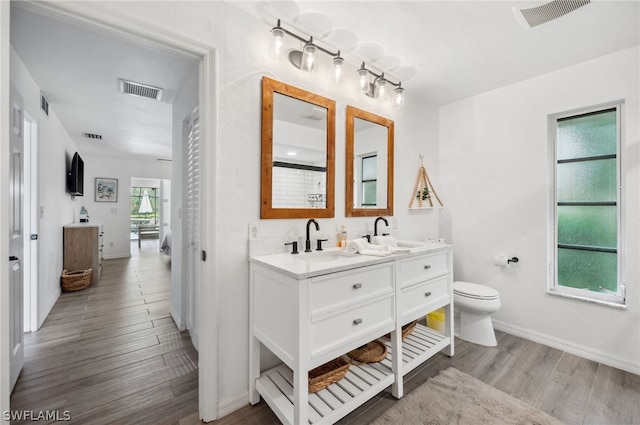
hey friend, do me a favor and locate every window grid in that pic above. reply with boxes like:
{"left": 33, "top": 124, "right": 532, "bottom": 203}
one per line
{"left": 550, "top": 105, "right": 623, "bottom": 306}
{"left": 362, "top": 155, "right": 377, "bottom": 207}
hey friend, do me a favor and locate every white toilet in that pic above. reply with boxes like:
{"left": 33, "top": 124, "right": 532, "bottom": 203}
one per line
{"left": 453, "top": 281, "right": 501, "bottom": 347}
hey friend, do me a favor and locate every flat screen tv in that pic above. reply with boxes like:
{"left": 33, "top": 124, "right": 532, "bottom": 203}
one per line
{"left": 67, "top": 152, "right": 84, "bottom": 196}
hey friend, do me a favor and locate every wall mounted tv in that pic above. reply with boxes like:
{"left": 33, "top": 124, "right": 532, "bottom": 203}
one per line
{"left": 67, "top": 152, "right": 84, "bottom": 196}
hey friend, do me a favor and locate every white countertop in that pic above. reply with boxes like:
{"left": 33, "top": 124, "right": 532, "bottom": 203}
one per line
{"left": 249, "top": 240, "right": 452, "bottom": 279}
{"left": 64, "top": 222, "right": 102, "bottom": 228}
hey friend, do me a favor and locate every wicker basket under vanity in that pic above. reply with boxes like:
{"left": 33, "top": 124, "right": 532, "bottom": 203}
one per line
{"left": 308, "top": 357, "right": 350, "bottom": 393}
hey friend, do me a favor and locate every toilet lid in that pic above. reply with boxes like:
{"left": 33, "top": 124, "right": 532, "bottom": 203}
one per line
{"left": 453, "top": 281, "right": 499, "bottom": 300}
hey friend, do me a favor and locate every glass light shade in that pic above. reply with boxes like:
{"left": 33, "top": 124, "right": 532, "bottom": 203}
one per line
{"left": 358, "top": 68, "right": 370, "bottom": 93}
{"left": 376, "top": 78, "right": 388, "bottom": 101}
{"left": 332, "top": 56, "right": 344, "bottom": 84}
{"left": 301, "top": 43, "right": 316, "bottom": 72}
{"left": 394, "top": 86, "right": 405, "bottom": 109}
{"left": 271, "top": 27, "right": 284, "bottom": 57}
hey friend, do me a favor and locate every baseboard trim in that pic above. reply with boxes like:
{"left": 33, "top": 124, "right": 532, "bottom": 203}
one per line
{"left": 217, "top": 392, "right": 249, "bottom": 419}
{"left": 190, "top": 328, "right": 200, "bottom": 351}
{"left": 171, "top": 309, "right": 186, "bottom": 331}
{"left": 37, "top": 287, "right": 61, "bottom": 330}
{"left": 493, "top": 319, "right": 640, "bottom": 375}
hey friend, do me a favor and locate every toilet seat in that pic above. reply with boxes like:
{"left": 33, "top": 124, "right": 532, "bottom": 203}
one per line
{"left": 454, "top": 281, "right": 499, "bottom": 300}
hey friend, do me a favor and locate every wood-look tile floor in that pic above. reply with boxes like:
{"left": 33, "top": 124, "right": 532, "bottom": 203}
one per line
{"left": 216, "top": 332, "right": 640, "bottom": 425}
{"left": 12, "top": 240, "right": 640, "bottom": 425}
{"left": 10, "top": 240, "right": 199, "bottom": 425}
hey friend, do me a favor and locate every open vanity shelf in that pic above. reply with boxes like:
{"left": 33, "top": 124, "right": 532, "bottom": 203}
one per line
{"left": 249, "top": 245, "right": 454, "bottom": 425}
{"left": 257, "top": 361, "right": 394, "bottom": 425}
{"left": 380, "top": 323, "right": 450, "bottom": 376}
{"left": 255, "top": 322, "right": 450, "bottom": 424}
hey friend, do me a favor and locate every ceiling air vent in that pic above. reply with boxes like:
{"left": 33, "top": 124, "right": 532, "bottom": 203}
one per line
{"left": 513, "top": 0, "right": 590, "bottom": 29}
{"left": 40, "top": 91, "right": 49, "bottom": 117}
{"left": 83, "top": 132, "right": 103, "bottom": 140}
{"left": 119, "top": 79, "right": 164, "bottom": 101}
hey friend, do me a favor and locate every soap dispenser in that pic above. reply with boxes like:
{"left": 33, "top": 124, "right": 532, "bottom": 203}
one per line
{"left": 337, "top": 225, "right": 348, "bottom": 248}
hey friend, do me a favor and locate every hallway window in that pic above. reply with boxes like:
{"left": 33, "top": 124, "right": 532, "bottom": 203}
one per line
{"left": 549, "top": 104, "right": 624, "bottom": 306}
{"left": 131, "top": 187, "right": 159, "bottom": 234}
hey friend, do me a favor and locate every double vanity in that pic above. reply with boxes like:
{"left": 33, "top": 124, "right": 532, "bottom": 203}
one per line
{"left": 249, "top": 242, "right": 454, "bottom": 424}
{"left": 253, "top": 75, "right": 450, "bottom": 423}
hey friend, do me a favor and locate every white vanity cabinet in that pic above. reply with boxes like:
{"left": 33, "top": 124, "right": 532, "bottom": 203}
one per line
{"left": 389, "top": 249, "right": 454, "bottom": 398}
{"left": 249, "top": 245, "right": 454, "bottom": 424}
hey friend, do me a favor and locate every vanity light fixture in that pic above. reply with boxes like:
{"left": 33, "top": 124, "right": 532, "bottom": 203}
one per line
{"left": 358, "top": 63, "right": 404, "bottom": 108}
{"left": 270, "top": 19, "right": 405, "bottom": 109}
{"left": 272, "top": 19, "right": 341, "bottom": 77}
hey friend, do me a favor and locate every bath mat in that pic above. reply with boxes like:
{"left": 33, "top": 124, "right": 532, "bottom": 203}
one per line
{"left": 371, "top": 367, "right": 565, "bottom": 425}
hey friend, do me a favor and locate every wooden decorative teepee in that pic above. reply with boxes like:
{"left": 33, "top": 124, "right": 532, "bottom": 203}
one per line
{"left": 409, "top": 155, "right": 444, "bottom": 208}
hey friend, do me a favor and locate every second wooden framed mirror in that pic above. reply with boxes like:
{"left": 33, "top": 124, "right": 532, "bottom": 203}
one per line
{"left": 345, "top": 105, "right": 394, "bottom": 217}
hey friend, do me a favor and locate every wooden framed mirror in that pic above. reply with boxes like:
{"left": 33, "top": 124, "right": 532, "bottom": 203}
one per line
{"left": 345, "top": 105, "right": 394, "bottom": 217}
{"left": 261, "top": 77, "right": 335, "bottom": 219}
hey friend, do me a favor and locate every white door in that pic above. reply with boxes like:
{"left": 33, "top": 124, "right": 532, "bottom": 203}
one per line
{"left": 9, "top": 84, "right": 25, "bottom": 391}
{"left": 185, "top": 108, "right": 200, "bottom": 347}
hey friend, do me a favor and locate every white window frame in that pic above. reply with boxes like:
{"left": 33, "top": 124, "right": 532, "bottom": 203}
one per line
{"left": 547, "top": 101, "right": 625, "bottom": 308}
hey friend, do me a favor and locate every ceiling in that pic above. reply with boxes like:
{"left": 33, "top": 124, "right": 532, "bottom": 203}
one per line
{"left": 9, "top": 1, "right": 639, "bottom": 160}
{"left": 234, "top": 0, "right": 639, "bottom": 106}
{"left": 10, "top": 5, "right": 198, "bottom": 161}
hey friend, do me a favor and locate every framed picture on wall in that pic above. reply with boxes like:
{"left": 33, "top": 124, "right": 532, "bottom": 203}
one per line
{"left": 95, "top": 177, "right": 118, "bottom": 202}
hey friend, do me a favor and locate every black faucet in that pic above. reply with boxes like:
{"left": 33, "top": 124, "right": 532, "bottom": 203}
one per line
{"left": 305, "top": 219, "right": 320, "bottom": 252}
{"left": 374, "top": 217, "right": 388, "bottom": 236}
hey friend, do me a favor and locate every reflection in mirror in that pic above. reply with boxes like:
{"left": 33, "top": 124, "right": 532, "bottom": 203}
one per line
{"left": 273, "top": 93, "right": 327, "bottom": 209}
{"left": 261, "top": 77, "right": 335, "bottom": 219}
{"left": 346, "top": 106, "right": 394, "bottom": 217}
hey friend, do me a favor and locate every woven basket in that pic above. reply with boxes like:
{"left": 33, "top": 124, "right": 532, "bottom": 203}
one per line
{"left": 308, "top": 357, "right": 350, "bottom": 393}
{"left": 347, "top": 340, "right": 388, "bottom": 363}
{"left": 61, "top": 268, "right": 92, "bottom": 292}
{"left": 401, "top": 320, "right": 417, "bottom": 339}
{"left": 384, "top": 320, "right": 418, "bottom": 340}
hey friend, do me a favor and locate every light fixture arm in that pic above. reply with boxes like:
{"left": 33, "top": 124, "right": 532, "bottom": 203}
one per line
{"left": 359, "top": 62, "right": 402, "bottom": 88}
{"left": 272, "top": 19, "right": 341, "bottom": 59}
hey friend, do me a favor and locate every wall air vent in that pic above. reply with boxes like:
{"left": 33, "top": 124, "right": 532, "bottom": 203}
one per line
{"left": 513, "top": 0, "right": 590, "bottom": 29}
{"left": 119, "top": 79, "right": 164, "bottom": 101}
{"left": 83, "top": 132, "right": 103, "bottom": 140}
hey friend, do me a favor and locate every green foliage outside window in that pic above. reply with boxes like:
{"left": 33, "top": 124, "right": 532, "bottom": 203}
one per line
{"left": 131, "top": 186, "right": 159, "bottom": 224}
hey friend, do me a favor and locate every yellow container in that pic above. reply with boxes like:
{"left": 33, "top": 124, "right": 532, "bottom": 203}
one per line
{"left": 426, "top": 308, "right": 445, "bottom": 332}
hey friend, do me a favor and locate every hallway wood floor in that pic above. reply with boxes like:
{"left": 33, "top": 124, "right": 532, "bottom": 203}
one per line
{"left": 10, "top": 241, "right": 199, "bottom": 424}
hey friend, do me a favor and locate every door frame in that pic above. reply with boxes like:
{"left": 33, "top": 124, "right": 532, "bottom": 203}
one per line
{"left": 1, "top": 2, "right": 219, "bottom": 421}
{"left": 23, "top": 110, "right": 38, "bottom": 333}
{"left": 1, "top": 0, "right": 12, "bottom": 416}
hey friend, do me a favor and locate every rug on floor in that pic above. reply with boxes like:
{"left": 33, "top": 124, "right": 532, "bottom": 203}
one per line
{"left": 371, "top": 367, "right": 565, "bottom": 425}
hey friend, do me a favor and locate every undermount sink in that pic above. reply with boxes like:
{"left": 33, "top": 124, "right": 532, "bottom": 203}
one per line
{"left": 395, "top": 240, "right": 428, "bottom": 248}
{"left": 297, "top": 250, "right": 357, "bottom": 263}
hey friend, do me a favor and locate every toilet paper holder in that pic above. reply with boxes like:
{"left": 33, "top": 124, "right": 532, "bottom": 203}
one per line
{"left": 494, "top": 254, "right": 519, "bottom": 267}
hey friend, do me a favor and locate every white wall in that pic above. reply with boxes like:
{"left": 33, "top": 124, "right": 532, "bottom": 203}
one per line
{"left": 439, "top": 46, "right": 640, "bottom": 373}
{"left": 81, "top": 155, "right": 170, "bottom": 259}
{"left": 82, "top": 1, "right": 442, "bottom": 413}
{"left": 10, "top": 46, "right": 80, "bottom": 328}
